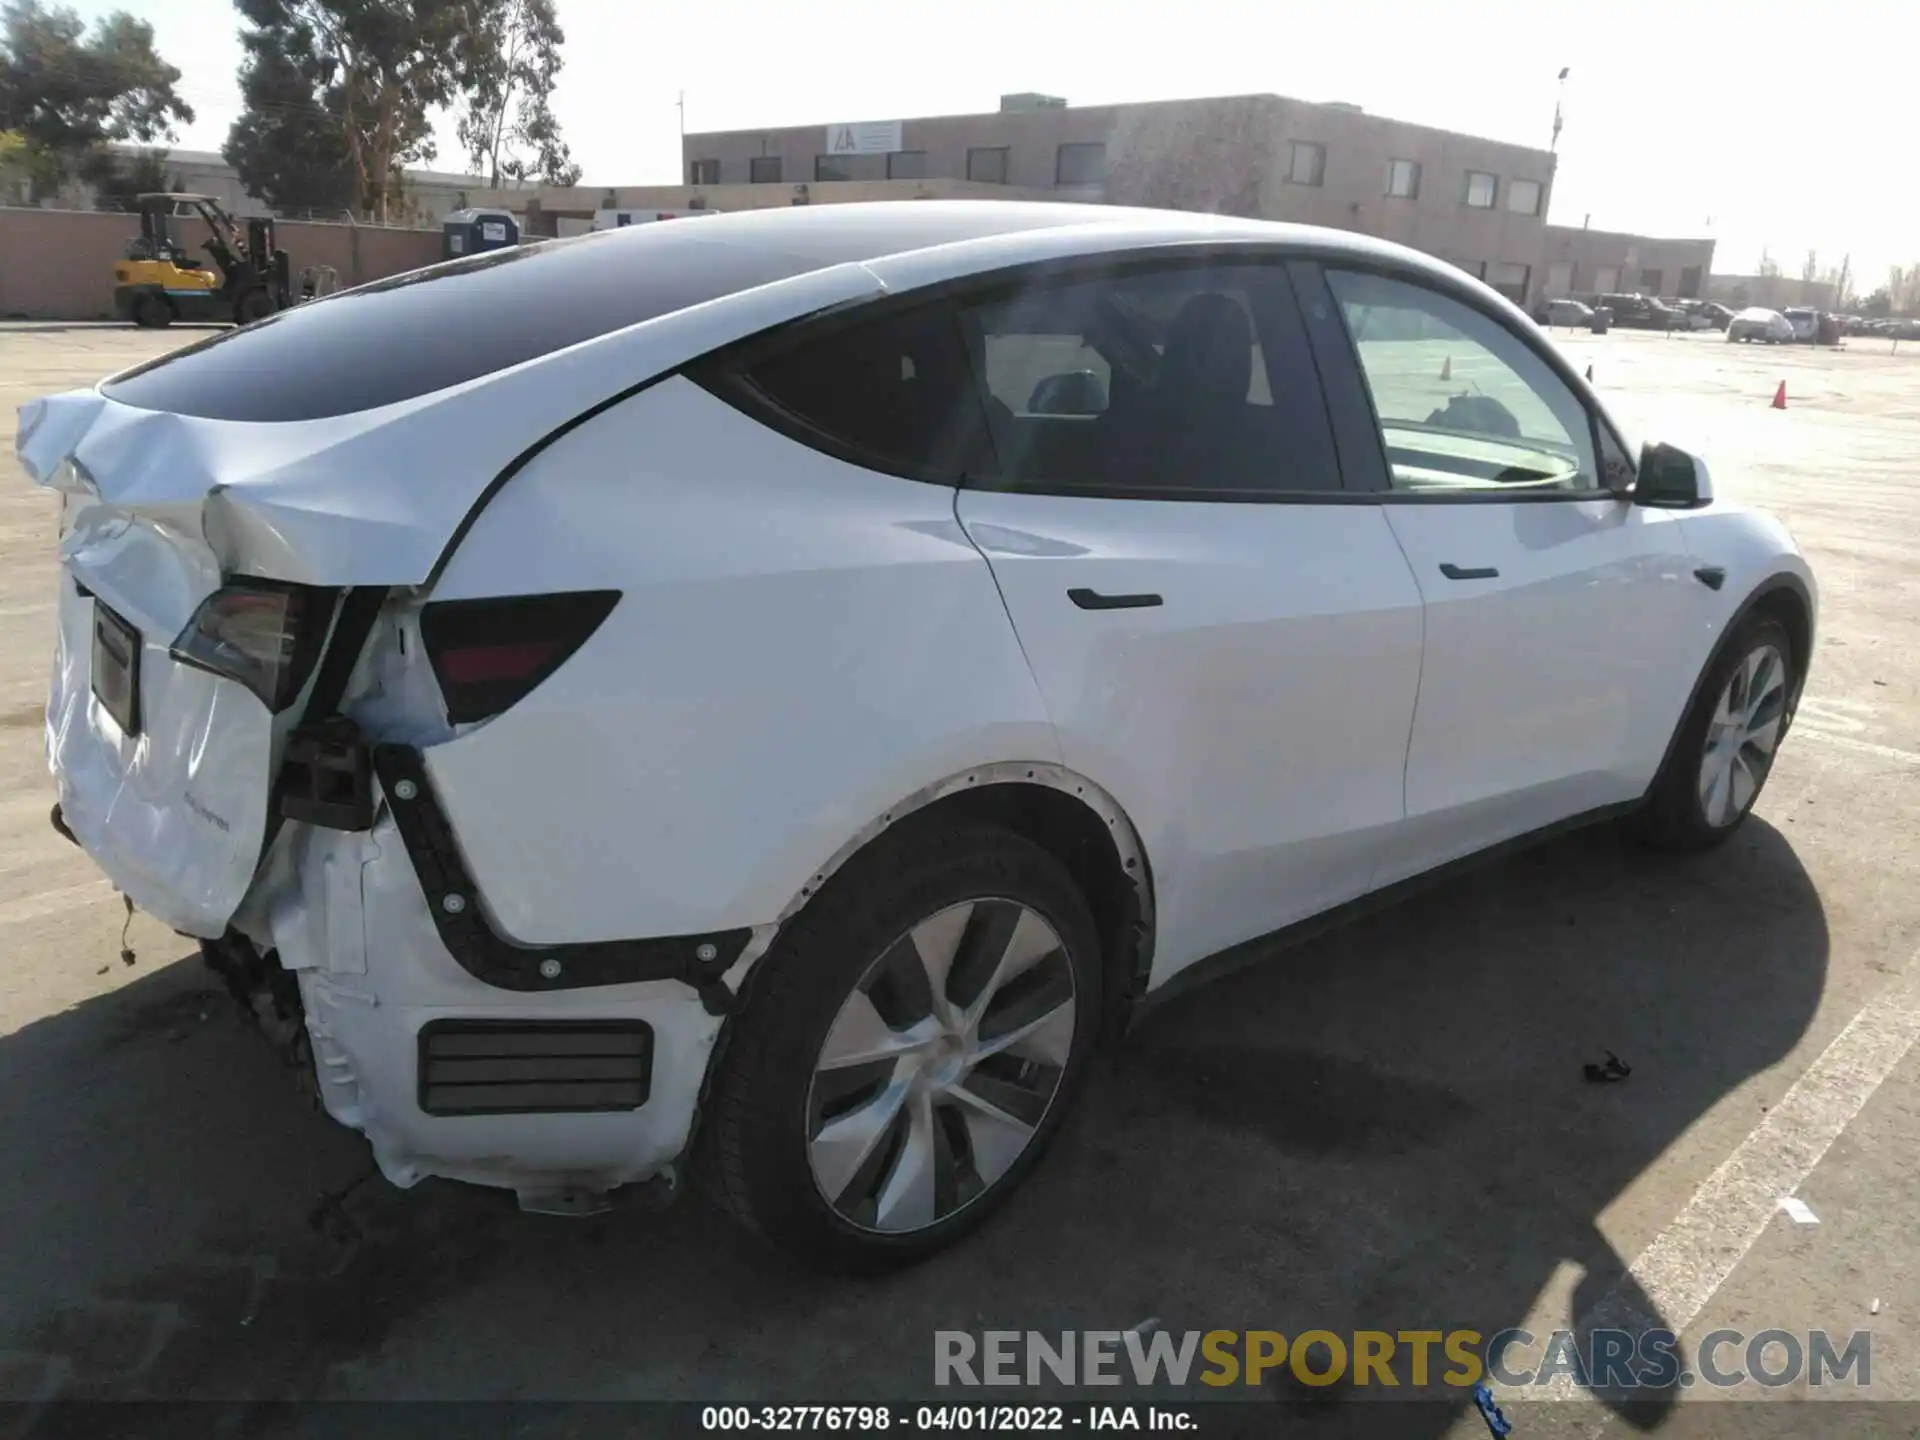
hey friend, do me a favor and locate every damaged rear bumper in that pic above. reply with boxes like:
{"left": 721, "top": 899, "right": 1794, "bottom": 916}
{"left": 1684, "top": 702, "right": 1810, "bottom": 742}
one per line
{"left": 245, "top": 777, "right": 772, "bottom": 1199}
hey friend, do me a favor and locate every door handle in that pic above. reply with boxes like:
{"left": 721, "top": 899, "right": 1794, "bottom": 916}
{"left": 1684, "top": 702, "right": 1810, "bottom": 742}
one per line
{"left": 1438, "top": 563, "right": 1500, "bottom": 581}
{"left": 1068, "top": 587, "right": 1163, "bottom": 611}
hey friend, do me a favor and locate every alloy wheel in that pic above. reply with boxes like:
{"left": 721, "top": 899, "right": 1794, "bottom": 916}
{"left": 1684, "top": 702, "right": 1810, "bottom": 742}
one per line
{"left": 1699, "top": 642, "right": 1788, "bottom": 827}
{"left": 806, "top": 899, "right": 1078, "bottom": 1234}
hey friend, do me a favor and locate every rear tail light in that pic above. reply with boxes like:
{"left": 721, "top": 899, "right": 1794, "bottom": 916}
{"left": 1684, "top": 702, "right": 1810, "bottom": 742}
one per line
{"left": 170, "top": 580, "right": 336, "bottom": 711}
{"left": 419, "top": 591, "right": 620, "bottom": 724}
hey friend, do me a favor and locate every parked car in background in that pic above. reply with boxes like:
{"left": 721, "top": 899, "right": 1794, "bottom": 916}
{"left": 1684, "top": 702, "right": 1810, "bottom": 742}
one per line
{"left": 1673, "top": 300, "right": 1732, "bottom": 331}
{"left": 1596, "top": 293, "right": 1683, "bottom": 330}
{"left": 1727, "top": 307, "right": 1795, "bottom": 344}
{"left": 1539, "top": 298, "right": 1596, "bottom": 328}
{"left": 1782, "top": 308, "right": 1819, "bottom": 343}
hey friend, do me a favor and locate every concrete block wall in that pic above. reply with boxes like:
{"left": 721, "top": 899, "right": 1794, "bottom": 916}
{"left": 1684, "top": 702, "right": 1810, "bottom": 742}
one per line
{"left": 0, "top": 208, "right": 444, "bottom": 320}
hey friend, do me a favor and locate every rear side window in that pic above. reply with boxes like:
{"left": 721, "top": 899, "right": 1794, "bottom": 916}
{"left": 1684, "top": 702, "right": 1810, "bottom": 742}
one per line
{"left": 716, "top": 304, "right": 991, "bottom": 481}
{"left": 102, "top": 229, "right": 835, "bottom": 423}
{"left": 955, "top": 262, "right": 1343, "bottom": 498}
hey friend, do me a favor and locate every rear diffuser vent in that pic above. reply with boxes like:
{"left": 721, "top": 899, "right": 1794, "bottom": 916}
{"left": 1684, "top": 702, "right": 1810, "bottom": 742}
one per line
{"left": 418, "top": 1020, "right": 653, "bottom": 1116}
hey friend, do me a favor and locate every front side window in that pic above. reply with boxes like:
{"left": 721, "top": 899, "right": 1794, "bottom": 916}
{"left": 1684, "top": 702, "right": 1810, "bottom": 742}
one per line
{"left": 1287, "top": 142, "right": 1326, "bottom": 186}
{"left": 690, "top": 158, "right": 721, "bottom": 185}
{"left": 1507, "top": 178, "right": 1542, "bottom": 215}
{"left": 1386, "top": 158, "right": 1421, "bottom": 198}
{"left": 749, "top": 155, "right": 782, "bottom": 183}
{"left": 1463, "top": 171, "right": 1497, "bottom": 208}
{"left": 954, "top": 262, "right": 1341, "bottom": 497}
{"left": 1055, "top": 143, "right": 1107, "bottom": 186}
{"left": 886, "top": 150, "right": 927, "bottom": 180}
{"left": 1327, "top": 269, "right": 1600, "bottom": 496}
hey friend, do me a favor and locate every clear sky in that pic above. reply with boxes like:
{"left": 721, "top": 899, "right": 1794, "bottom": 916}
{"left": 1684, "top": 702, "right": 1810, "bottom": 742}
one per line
{"left": 79, "top": 0, "right": 1917, "bottom": 287}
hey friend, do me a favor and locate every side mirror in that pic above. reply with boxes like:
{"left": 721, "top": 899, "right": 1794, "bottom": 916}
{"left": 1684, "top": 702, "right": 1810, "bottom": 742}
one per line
{"left": 1636, "top": 441, "right": 1710, "bottom": 508}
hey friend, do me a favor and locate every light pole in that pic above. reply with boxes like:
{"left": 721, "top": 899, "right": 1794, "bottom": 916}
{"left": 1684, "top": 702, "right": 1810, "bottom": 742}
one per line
{"left": 1551, "top": 67, "right": 1569, "bottom": 153}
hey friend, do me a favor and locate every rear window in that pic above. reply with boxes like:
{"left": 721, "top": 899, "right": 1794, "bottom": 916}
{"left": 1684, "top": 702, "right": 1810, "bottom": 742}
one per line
{"left": 100, "top": 228, "right": 836, "bottom": 423}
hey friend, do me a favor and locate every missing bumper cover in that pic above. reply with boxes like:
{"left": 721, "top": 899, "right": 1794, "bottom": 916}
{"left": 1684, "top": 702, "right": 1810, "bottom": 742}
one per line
{"left": 370, "top": 743, "right": 750, "bottom": 994}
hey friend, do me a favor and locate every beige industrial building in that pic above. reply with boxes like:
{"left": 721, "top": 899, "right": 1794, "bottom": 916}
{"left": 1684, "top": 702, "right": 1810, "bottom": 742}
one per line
{"left": 56, "top": 145, "right": 488, "bottom": 225}
{"left": 679, "top": 93, "right": 1558, "bottom": 304}
{"left": 1537, "top": 224, "right": 1716, "bottom": 302}
{"left": 1706, "top": 274, "right": 1839, "bottom": 311}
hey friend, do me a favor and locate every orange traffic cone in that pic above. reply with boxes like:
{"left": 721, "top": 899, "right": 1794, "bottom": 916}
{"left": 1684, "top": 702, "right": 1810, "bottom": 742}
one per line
{"left": 1440, "top": 356, "right": 1452, "bottom": 381}
{"left": 1771, "top": 381, "right": 1787, "bottom": 410}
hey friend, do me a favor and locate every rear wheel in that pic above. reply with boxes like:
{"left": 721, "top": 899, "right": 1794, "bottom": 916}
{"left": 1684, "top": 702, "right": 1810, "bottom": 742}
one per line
{"left": 131, "top": 293, "right": 173, "bottom": 329}
{"left": 1638, "top": 615, "right": 1795, "bottom": 851}
{"left": 709, "top": 822, "right": 1100, "bottom": 1270}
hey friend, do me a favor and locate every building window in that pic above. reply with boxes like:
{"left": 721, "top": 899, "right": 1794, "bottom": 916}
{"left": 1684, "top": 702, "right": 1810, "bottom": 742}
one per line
{"left": 1463, "top": 171, "right": 1497, "bottom": 208}
{"left": 967, "top": 146, "right": 1010, "bottom": 184}
{"left": 886, "top": 150, "right": 927, "bottom": 180}
{"left": 1055, "top": 142, "right": 1107, "bottom": 186}
{"left": 815, "top": 155, "right": 847, "bottom": 181}
{"left": 689, "top": 159, "right": 721, "bottom": 185}
{"left": 1679, "top": 265, "right": 1702, "bottom": 299}
{"left": 1593, "top": 266, "right": 1619, "bottom": 294}
{"left": 1486, "top": 261, "right": 1532, "bottom": 305}
{"left": 1640, "top": 268, "right": 1664, "bottom": 295}
{"left": 1547, "top": 261, "right": 1575, "bottom": 296}
{"left": 1287, "top": 141, "right": 1326, "bottom": 186}
{"left": 1386, "top": 158, "right": 1420, "bottom": 199}
{"left": 1507, "top": 178, "right": 1542, "bottom": 215}
{"left": 749, "top": 156, "right": 782, "bottom": 184}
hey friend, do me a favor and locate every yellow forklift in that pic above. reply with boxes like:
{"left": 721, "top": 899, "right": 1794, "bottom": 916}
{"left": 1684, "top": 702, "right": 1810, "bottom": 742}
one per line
{"left": 114, "top": 193, "right": 293, "bottom": 328}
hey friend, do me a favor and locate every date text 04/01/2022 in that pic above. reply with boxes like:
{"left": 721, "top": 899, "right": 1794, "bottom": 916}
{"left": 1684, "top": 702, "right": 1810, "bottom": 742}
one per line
{"left": 698, "top": 1405, "right": 1198, "bottom": 1431}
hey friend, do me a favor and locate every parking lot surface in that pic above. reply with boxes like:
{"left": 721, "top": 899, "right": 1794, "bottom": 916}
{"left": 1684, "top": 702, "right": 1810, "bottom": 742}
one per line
{"left": 2, "top": 323, "right": 1917, "bottom": 1435}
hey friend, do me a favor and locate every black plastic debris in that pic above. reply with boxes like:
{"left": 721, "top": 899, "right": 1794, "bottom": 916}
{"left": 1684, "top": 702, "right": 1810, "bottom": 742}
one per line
{"left": 1583, "top": 1050, "right": 1632, "bottom": 1084}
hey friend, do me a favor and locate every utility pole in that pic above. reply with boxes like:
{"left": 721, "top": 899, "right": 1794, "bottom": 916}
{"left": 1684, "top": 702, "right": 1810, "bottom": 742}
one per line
{"left": 1551, "top": 67, "right": 1569, "bottom": 153}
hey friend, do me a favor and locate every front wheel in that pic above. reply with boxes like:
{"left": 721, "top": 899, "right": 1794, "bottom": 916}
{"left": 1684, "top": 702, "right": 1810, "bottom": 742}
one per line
{"left": 131, "top": 293, "right": 172, "bottom": 329}
{"left": 708, "top": 822, "right": 1101, "bottom": 1270}
{"left": 1638, "top": 615, "right": 1795, "bottom": 851}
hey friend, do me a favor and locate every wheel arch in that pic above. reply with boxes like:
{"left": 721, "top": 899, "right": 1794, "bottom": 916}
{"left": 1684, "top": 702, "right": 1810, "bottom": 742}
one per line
{"left": 774, "top": 763, "right": 1157, "bottom": 1040}
{"left": 1649, "top": 570, "right": 1814, "bottom": 796}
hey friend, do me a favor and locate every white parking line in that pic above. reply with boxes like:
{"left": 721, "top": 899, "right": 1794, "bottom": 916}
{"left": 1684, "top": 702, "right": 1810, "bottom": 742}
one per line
{"left": 0, "top": 879, "right": 113, "bottom": 929}
{"left": 1798, "top": 728, "right": 1920, "bottom": 767}
{"left": 1542, "top": 941, "right": 1920, "bottom": 1399}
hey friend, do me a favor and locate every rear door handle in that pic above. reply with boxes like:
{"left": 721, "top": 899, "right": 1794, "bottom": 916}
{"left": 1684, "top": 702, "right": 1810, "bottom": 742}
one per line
{"left": 1068, "top": 587, "right": 1163, "bottom": 611}
{"left": 1438, "top": 563, "right": 1500, "bottom": 581}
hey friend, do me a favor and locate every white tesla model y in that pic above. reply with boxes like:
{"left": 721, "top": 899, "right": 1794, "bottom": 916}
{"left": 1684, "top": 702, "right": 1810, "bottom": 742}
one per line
{"left": 18, "top": 203, "right": 1814, "bottom": 1267}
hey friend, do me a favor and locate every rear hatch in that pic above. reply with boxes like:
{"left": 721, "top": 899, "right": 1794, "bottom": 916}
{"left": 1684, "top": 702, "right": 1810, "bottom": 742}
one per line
{"left": 18, "top": 233, "right": 888, "bottom": 937}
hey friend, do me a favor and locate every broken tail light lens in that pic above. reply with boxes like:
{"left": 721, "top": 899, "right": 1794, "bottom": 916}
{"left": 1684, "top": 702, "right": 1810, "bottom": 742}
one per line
{"left": 170, "top": 580, "right": 336, "bottom": 712}
{"left": 419, "top": 591, "right": 621, "bottom": 725}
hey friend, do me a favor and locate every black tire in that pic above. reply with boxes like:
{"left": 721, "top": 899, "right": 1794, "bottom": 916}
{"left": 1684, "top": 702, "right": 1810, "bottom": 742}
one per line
{"left": 1637, "top": 615, "right": 1795, "bottom": 852}
{"left": 131, "top": 293, "right": 172, "bottom": 329}
{"left": 708, "top": 821, "right": 1102, "bottom": 1271}
{"left": 233, "top": 288, "right": 275, "bottom": 325}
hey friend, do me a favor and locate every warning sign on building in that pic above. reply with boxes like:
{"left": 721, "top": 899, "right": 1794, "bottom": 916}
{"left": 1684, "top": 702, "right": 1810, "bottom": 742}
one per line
{"left": 824, "top": 120, "right": 904, "bottom": 155}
